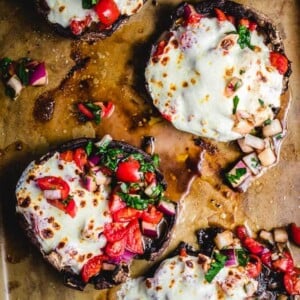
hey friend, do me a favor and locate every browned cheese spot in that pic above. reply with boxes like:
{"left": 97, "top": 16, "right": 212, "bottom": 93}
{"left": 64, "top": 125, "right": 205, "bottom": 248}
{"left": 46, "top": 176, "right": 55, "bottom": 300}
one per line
{"left": 19, "top": 197, "right": 31, "bottom": 208}
{"left": 155, "top": 286, "right": 163, "bottom": 291}
{"left": 59, "top": 6, "right": 65, "bottom": 12}
{"left": 93, "top": 199, "right": 98, "bottom": 207}
{"left": 53, "top": 222, "right": 61, "bottom": 230}
{"left": 58, "top": 164, "right": 63, "bottom": 170}
{"left": 78, "top": 255, "right": 85, "bottom": 263}
{"left": 57, "top": 241, "right": 66, "bottom": 249}
{"left": 80, "top": 200, "right": 86, "bottom": 208}
{"left": 171, "top": 39, "right": 179, "bottom": 49}
{"left": 163, "top": 73, "right": 168, "bottom": 78}
{"left": 48, "top": 216, "right": 54, "bottom": 223}
{"left": 41, "top": 228, "right": 54, "bottom": 239}
{"left": 145, "top": 279, "right": 152, "bottom": 289}
{"left": 190, "top": 78, "right": 196, "bottom": 85}
{"left": 27, "top": 175, "right": 35, "bottom": 183}
{"left": 170, "top": 84, "right": 177, "bottom": 92}
{"left": 34, "top": 205, "right": 40, "bottom": 211}
{"left": 185, "top": 260, "right": 194, "bottom": 268}
{"left": 182, "top": 81, "right": 189, "bottom": 88}
{"left": 169, "top": 279, "right": 175, "bottom": 288}
{"left": 161, "top": 56, "right": 170, "bottom": 66}
{"left": 87, "top": 253, "right": 93, "bottom": 259}
{"left": 225, "top": 67, "right": 234, "bottom": 77}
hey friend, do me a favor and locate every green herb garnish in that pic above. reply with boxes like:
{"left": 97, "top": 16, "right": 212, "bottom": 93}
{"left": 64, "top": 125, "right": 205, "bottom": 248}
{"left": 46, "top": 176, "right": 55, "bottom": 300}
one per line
{"left": 85, "top": 141, "right": 93, "bottom": 156}
{"left": 239, "top": 69, "right": 246, "bottom": 75}
{"left": 225, "top": 167, "right": 247, "bottom": 184}
{"left": 152, "top": 154, "right": 160, "bottom": 168}
{"left": 237, "top": 25, "right": 254, "bottom": 50}
{"left": 250, "top": 157, "right": 259, "bottom": 168}
{"left": 82, "top": 0, "right": 98, "bottom": 9}
{"left": 232, "top": 95, "right": 240, "bottom": 114}
{"left": 98, "top": 148, "right": 124, "bottom": 170}
{"left": 17, "top": 61, "right": 29, "bottom": 86}
{"left": 264, "top": 119, "right": 271, "bottom": 125}
{"left": 205, "top": 252, "right": 227, "bottom": 283}
{"left": 236, "top": 249, "right": 249, "bottom": 267}
{"left": 258, "top": 99, "right": 264, "bottom": 106}
{"left": 0, "top": 57, "right": 12, "bottom": 80}
{"left": 85, "top": 102, "right": 102, "bottom": 124}
{"left": 119, "top": 193, "right": 154, "bottom": 210}
{"left": 275, "top": 134, "right": 283, "bottom": 140}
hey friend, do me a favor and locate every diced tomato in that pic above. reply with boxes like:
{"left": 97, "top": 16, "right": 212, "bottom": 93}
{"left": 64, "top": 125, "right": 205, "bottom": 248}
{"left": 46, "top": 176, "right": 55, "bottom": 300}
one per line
{"left": 60, "top": 150, "right": 74, "bottom": 162}
{"left": 161, "top": 113, "right": 172, "bottom": 122}
{"left": 226, "top": 15, "right": 235, "bottom": 24}
{"left": 36, "top": 176, "right": 70, "bottom": 200}
{"left": 239, "top": 18, "right": 250, "bottom": 28}
{"left": 246, "top": 255, "right": 262, "bottom": 278}
{"left": 109, "top": 194, "right": 127, "bottom": 213}
{"left": 214, "top": 8, "right": 227, "bottom": 21}
{"left": 270, "top": 52, "right": 289, "bottom": 75}
{"left": 105, "top": 238, "right": 126, "bottom": 258}
{"left": 249, "top": 21, "right": 257, "bottom": 31}
{"left": 284, "top": 269, "right": 300, "bottom": 295}
{"left": 236, "top": 225, "right": 248, "bottom": 241}
{"left": 290, "top": 223, "right": 300, "bottom": 246}
{"left": 242, "top": 237, "right": 265, "bottom": 255}
{"left": 144, "top": 172, "right": 156, "bottom": 184}
{"left": 103, "top": 222, "right": 129, "bottom": 243}
{"left": 74, "top": 148, "right": 88, "bottom": 170}
{"left": 116, "top": 159, "right": 141, "bottom": 183}
{"left": 179, "top": 248, "right": 187, "bottom": 257}
{"left": 113, "top": 207, "right": 142, "bottom": 223}
{"left": 126, "top": 220, "right": 144, "bottom": 254}
{"left": 70, "top": 15, "right": 92, "bottom": 35}
{"left": 94, "top": 101, "right": 115, "bottom": 118}
{"left": 47, "top": 198, "right": 77, "bottom": 218}
{"left": 141, "top": 205, "right": 163, "bottom": 224}
{"left": 94, "top": 0, "right": 120, "bottom": 27}
{"left": 153, "top": 40, "right": 167, "bottom": 58}
{"left": 272, "top": 252, "right": 294, "bottom": 273}
{"left": 81, "top": 254, "right": 106, "bottom": 283}
{"left": 77, "top": 103, "right": 94, "bottom": 120}
{"left": 183, "top": 4, "right": 201, "bottom": 26}
{"left": 260, "top": 250, "right": 272, "bottom": 268}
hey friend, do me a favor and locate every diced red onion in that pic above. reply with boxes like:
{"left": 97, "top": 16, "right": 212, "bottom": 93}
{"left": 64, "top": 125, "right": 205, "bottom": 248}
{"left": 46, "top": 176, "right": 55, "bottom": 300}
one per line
{"left": 237, "top": 138, "right": 253, "bottom": 153}
{"left": 157, "top": 200, "right": 176, "bottom": 216}
{"left": 262, "top": 119, "right": 282, "bottom": 137}
{"left": 44, "top": 189, "right": 61, "bottom": 199}
{"left": 102, "top": 262, "right": 117, "bottom": 271}
{"left": 29, "top": 62, "right": 48, "bottom": 86}
{"left": 244, "top": 134, "right": 265, "bottom": 150}
{"left": 221, "top": 249, "right": 238, "bottom": 267}
{"left": 82, "top": 175, "right": 97, "bottom": 192}
{"left": 141, "top": 221, "right": 159, "bottom": 238}
{"left": 88, "top": 155, "right": 100, "bottom": 167}
{"left": 242, "top": 152, "right": 261, "bottom": 175}
{"left": 7, "top": 75, "right": 23, "bottom": 98}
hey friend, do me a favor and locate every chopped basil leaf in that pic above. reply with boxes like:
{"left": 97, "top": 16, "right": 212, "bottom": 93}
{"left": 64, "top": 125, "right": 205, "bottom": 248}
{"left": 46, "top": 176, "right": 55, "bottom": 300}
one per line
{"left": 82, "top": 0, "right": 98, "bottom": 9}
{"left": 275, "top": 134, "right": 283, "bottom": 140}
{"left": 152, "top": 154, "right": 160, "bottom": 168}
{"left": 99, "top": 148, "right": 124, "bottom": 170}
{"left": 264, "top": 119, "right": 271, "bottom": 125}
{"left": 85, "top": 141, "right": 93, "bottom": 156}
{"left": 250, "top": 157, "right": 259, "bottom": 168}
{"left": 119, "top": 193, "right": 154, "bottom": 210}
{"left": 17, "top": 61, "right": 29, "bottom": 86}
{"left": 85, "top": 102, "right": 102, "bottom": 125}
{"left": 236, "top": 249, "right": 249, "bottom": 267}
{"left": 205, "top": 252, "right": 227, "bottom": 283}
{"left": 233, "top": 80, "right": 242, "bottom": 91}
{"left": 239, "top": 69, "right": 246, "bottom": 75}
{"left": 131, "top": 153, "right": 157, "bottom": 173}
{"left": 147, "top": 184, "right": 164, "bottom": 198}
{"left": 0, "top": 57, "right": 12, "bottom": 80}
{"left": 232, "top": 95, "right": 239, "bottom": 114}
{"left": 258, "top": 99, "right": 264, "bottom": 106}
{"left": 225, "top": 167, "right": 247, "bottom": 184}
{"left": 237, "top": 25, "right": 254, "bottom": 50}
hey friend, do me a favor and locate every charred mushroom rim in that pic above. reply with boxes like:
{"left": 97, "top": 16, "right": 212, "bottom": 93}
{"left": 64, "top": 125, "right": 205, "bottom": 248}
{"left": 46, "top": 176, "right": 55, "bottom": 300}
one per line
{"left": 118, "top": 226, "right": 300, "bottom": 299}
{"left": 145, "top": 0, "right": 292, "bottom": 192}
{"left": 35, "top": 0, "right": 146, "bottom": 40}
{"left": 15, "top": 136, "right": 177, "bottom": 290}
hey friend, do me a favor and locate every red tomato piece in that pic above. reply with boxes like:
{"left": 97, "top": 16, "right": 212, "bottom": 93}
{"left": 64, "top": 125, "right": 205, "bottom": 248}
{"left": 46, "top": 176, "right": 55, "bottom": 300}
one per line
{"left": 153, "top": 40, "right": 167, "bottom": 58}
{"left": 126, "top": 220, "right": 144, "bottom": 254}
{"left": 94, "top": 0, "right": 120, "bottom": 27}
{"left": 60, "top": 150, "right": 74, "bottom": 162}
{"left": 103, "top": 222, "right": 129, "bottom": 243}
{"left": 109, "top": 194, "right": 127, "bottom": 213}
{"left": 116, "top": 159, "right": 141, "bottom": 183}
{"left": 284, "top": 269, "right": 300, "bottom": 295}
{"left": 36, "top": 176, "right": 70, "bottom": 200}
{"left": 47, "top": 198, "right": 77, "bottom": 218}
{"left": 144, "top": 172, "right": 156, "bottom": 184}
{"left": 161, "top": 113, "right": 172, "bottom": 122}
{"left": 214, "top": 8, "right": 227, "bottom": 21}
{"left": 183, "top": 4, "right": 201, "bottom": 26}
{"left": 239, "top": 18, "right": 250, "bottom": 28}
{"left": 246, "top": 255, "right": 262, "bottom": 278}
{"left": 74, "top": 148, "right": 88, "bottom": 170}
{"left": 272, "top": 252, "right": 294, "bottom": 273}
{"left": 70, "top": 15, "right": 92, "bottom": 35}
{"left": 179, "top": 248, "right": 187, "bottom": 257}
{"left": 242, "top": 237, "right": 265, "bottom": 255}
{"left": 105, "top": 238, "right": 126, "bottom": 258}
{"left": 77, "top": 103, "right": 94, "bottom": 120}
{"left": 141, "top": 205, "right": 163, "bottom": 224}
{"left": 290, "top": 223, "right": 300, "bottom": 246}
{"left": 113, "top": 207, "right": 142, "bottom": 223}
{"left": 260, "top": 250, "right": 272, "bottom": 268}
{"left": 249, "top": 21, "right": 257, "bottom": 31}
{"left": 270, "top": 52, "right": 289, "bottom": 75}
{"left": 236, "top": 225, "right": 248, "bottom": 241}
{"left": 81, "top": 254, "right": 105, "bottom": 283}
{"left": 226, "top": 15, "right": 235, "bottom": 24}
{"left": 94, "top": 101, "right": 115, "bottom": 118}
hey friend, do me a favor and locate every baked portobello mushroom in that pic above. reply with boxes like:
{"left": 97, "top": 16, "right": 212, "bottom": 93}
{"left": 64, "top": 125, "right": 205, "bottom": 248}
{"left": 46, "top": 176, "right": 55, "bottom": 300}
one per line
{"left": 145, "top": 0, "right": 292, "bottom": 192}
{"left": 15, "top": 135, "right": 177, "bottom": 290}
{"left": 35, "top": 0, "right": 146, "bottom": 40}
{"left": 118, "top": 226, "right": 300, "bottom": 299}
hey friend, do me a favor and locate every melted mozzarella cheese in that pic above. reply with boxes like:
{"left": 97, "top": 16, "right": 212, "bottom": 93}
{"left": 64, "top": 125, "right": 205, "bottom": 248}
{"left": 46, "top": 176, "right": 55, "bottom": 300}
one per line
{"left": 145, "top": 17, "right": 283, "bottom": 142}
{"left": 45, "top": 0, "right": 144, "bottom": 28}
{"left": 16, "top": 152, "right": 112, "bottom": 274}
{"left": 117, "top": 255, "right": 258, "bottom": 300}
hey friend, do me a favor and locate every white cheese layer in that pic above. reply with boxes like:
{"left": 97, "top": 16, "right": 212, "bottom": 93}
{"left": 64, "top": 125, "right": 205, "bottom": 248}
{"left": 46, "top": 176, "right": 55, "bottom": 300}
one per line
{"left": 145, "top": 17, "right": 283, "bottom": 142}
{"left": 16, "top": 152, "right": 112, "bottom": 274}
{"left": 118, "top": 255, "right": 258, "bottom": 300}
{"left": 45, "top": 0, "right": 144, "bottom": 28}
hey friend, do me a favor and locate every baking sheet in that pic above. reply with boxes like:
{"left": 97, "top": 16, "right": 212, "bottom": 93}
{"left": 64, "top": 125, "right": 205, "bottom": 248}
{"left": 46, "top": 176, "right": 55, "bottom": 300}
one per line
{"left": 0, "top": 0, "right": 299, "bottom": 299}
